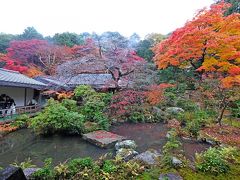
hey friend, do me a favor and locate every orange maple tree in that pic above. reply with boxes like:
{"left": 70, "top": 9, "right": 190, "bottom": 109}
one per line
{"left": 153, "top": 2, "right": 240, "bottom": 88}
{"left": 24, "top": 66, "right": 44, "bottom": 77}
{"left": 146, "top": 83, "right": 174, "bottom": 105}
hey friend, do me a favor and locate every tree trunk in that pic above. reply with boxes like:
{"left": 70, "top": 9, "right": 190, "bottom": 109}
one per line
{"left": 216, "top": 98, "right": 228, "bottom": 126}
{"left": 216, "top": 106, "right": 226, "bottom": 126}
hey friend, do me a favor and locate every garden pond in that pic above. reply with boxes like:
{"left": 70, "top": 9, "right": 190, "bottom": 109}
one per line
{"left": 0, "top": 123, "right": 209, "bottom": 167}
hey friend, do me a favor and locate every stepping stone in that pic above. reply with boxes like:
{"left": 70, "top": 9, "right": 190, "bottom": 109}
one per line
{"left": 82, "top": 130, "right": 125, "bottom": 148}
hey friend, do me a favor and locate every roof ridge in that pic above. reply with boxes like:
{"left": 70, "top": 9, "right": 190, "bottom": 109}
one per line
{"left": 0, "top": 68, "right": 20, "bottom": 74}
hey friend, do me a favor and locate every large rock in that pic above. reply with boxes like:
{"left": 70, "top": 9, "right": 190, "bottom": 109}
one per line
{"left": 23, "top": 168, "right": 40, "bottom": 179}
{"left": 172, "top": 157, "right": 183, "bottom": 167}
{"left": 134, "top": 150, "right": 161, "bottom": 165}
{"left": 159, "top": 173, "right": 183, "bottom": 180}
{"left": 0, "top": 166, "right": 27, "bottom": 180}
{"left": 116, "top": 148, "right": 139, "bottom": 161}
{"left": 115, "top": 140, "right": 137, "bottom": 150}
{"left": 166, "top": 132, "right": 171, "bottom": 139}
{"left": 82, "top": 130, "right": 125, "bottom": 148}
{"left": 152, "top": 107, "right": 168, "bottom": 121}
{"left": 166, "top": 107, "right": 184, "bottom": 115}
{"left": 205, "top": 138, "right": 218, "bottom": 145}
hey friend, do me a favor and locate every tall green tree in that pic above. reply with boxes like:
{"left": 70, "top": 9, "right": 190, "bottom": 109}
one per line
{"left": 18, "top": 27, "right": 43, "bottom": 40}
{"left": 145, "top": 33, "right": 166, "bottom": 45}
{"left": 216, "top": 0, "right": 240, "bottom": 15}
{"left": 129, "top": 33, "right": 141, "bottom": 49}
{"left": 223, "top": 0, "right": 240, "bottom": 15}
{"left": 136, "top": 39, "right": 154, "bottom": 62}
{"left": 0, "top": 33, "right": 16, "bottom": 53}
{"left": 53, "top": 32, "right": 84, "bottom": 47}
{"left": 136, "top": 33, "right": 166, "bottom": 61}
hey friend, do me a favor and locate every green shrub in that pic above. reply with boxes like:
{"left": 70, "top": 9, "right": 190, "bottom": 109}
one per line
{"left": 74, "top": 85, "right": 95, "bottom": 99}
{"left": 102, "top": 160, "right": 117, "bottom": 173}
{"left": 33, "top": 158, "right": 54, "bottom": 179}
{"left": 93, "top": 112, "right": 110, "bottom": 130}
{"left": 195, "top": 147, "right": 236, "bottom": 174}
{"left": 162, "top": 129, "right": 182, "bottom": 167}
{"left": 67, "top": 157, "right": 94, "bottom": 176}
{"left": 178, "top": 110, "right": 215, "bottom": 136}
{"left": 74, "top": 85, "right": 111, "bottom": 130}
{"left": 23, "top": 156, "right": 144, "bottom": 179}
{"left": 162, "top": 91, "right": 177, "bottom": 107}
{"left": 127, "top": 105, "right": 161, "bottom": 123}
{"left": 63, "top": 111, "right": 85, "bottom": 134}
{"left": 176, "top": 98, "right": 199, "bottom": 111}
{"left": 128, "top": 111, "right": 145, "bottom": 123}
{"left": 54, "top": 162, "right": 69, "bottom": 179}
{"left": 81, "top": 95, "right": 106, "bottom": 117}
{"left": 230, "top": 100, "right": 240, "bottom": 118}
{"left": 73, "top": 158, "right": 142, "bottom": 179}
{"left": 30, "top": 99, "right": 84, "bottom": 135}
{"left": 11, "top": 157, "right": 36, "bottom": 169}
{"left": 11, "top": 114, "right": 30, "bottom": 128}
{"left": 186, "top": 119, "right": 201, "bottom": 137}
{"left": 163, "top": 129, "right": 181, "bottom": 154}
{"left": 61, "top": 99, "right": 78, "bottom": 112}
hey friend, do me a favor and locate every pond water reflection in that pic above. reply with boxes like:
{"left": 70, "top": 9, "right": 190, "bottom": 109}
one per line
{"left": 0, "top": 123, "right": 210, "bottom": 167}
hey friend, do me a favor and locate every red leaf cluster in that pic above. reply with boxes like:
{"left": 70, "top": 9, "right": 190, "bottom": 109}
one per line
{"left": 109, "top": 90, "right": 146, "bottom": 117}
{"left": 0, "top": 53, "right": 28, "bottom": 73}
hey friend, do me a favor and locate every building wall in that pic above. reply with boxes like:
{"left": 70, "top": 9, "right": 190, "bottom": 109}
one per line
{"left": 0, "top": 87, "right": 35, "bottom": 107}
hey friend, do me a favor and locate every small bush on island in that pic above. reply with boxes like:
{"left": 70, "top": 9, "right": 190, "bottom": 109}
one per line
{"left": 30, "top": 99, "right": 84, "bottom": 135}
{"left": 74, "top": 85, "right": 112, "bottom": 130}
{"left": 61, "top": 99, "right": 79, "bottom": 112}
{"left": 29, "top": 85, "right": 112, "bottom": 135}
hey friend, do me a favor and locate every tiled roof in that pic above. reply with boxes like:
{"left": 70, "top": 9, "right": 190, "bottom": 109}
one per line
{"left": 35, "top": 73, "right": 116, "bottom": 90}
{"left": 67, "top": 74, "right": 116, "bottom": 88}
{"left": 0, "top": 68, "right": 47, "bottom": 89}
{"left": 34, "top": 76, "right": 69, "bottom": 91}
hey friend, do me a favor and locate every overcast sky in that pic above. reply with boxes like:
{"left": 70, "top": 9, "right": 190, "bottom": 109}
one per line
{"left": 1, "top": 0, "right": 214, "bottom": 38}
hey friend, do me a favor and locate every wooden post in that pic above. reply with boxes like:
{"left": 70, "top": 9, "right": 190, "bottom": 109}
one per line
{"left": 24, "top": 88, "right": 27, "bottom": 106}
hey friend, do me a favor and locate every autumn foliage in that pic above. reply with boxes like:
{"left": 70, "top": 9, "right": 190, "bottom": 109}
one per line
{"left": 153, "top": 2, "right": 240, "bottom": 88}
{"left": 110, "top": 90, "right": 146, "bottom": 117}
{"left": 146, "top": 83, "right": 174, "bottom": 105}
{"left": 0, "top": 53, "right": 28, "bottom": 73}
{"left": 0, "top": 123, "right": 18, "bottom": 133}
{"left": 6, "top": 39, "right": 73, "bottom": 75}
{"left": 24, "top": 66, "right": 44, "bottom": 77}
{"left": 200, "top": 125, "right": 240, "bottom": 147}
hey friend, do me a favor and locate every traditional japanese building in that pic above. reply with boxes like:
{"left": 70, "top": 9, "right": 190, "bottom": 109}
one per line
{"left": 0, "top": 68, "right": 47, "bottom": 111}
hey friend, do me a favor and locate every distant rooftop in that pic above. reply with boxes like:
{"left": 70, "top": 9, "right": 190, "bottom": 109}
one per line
{"left": 67, "top": 74, "right": 116, "bottom": 89}
{"left": 35, "top": 73, "right": 116, "bottom": 90}
{"left": 0, "top": 68, "right": 47, "bottom": 89}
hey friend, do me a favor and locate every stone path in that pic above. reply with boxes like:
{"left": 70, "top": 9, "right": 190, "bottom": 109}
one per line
{"left": 82, "top": 130, "right": 125, "bottom": 148}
